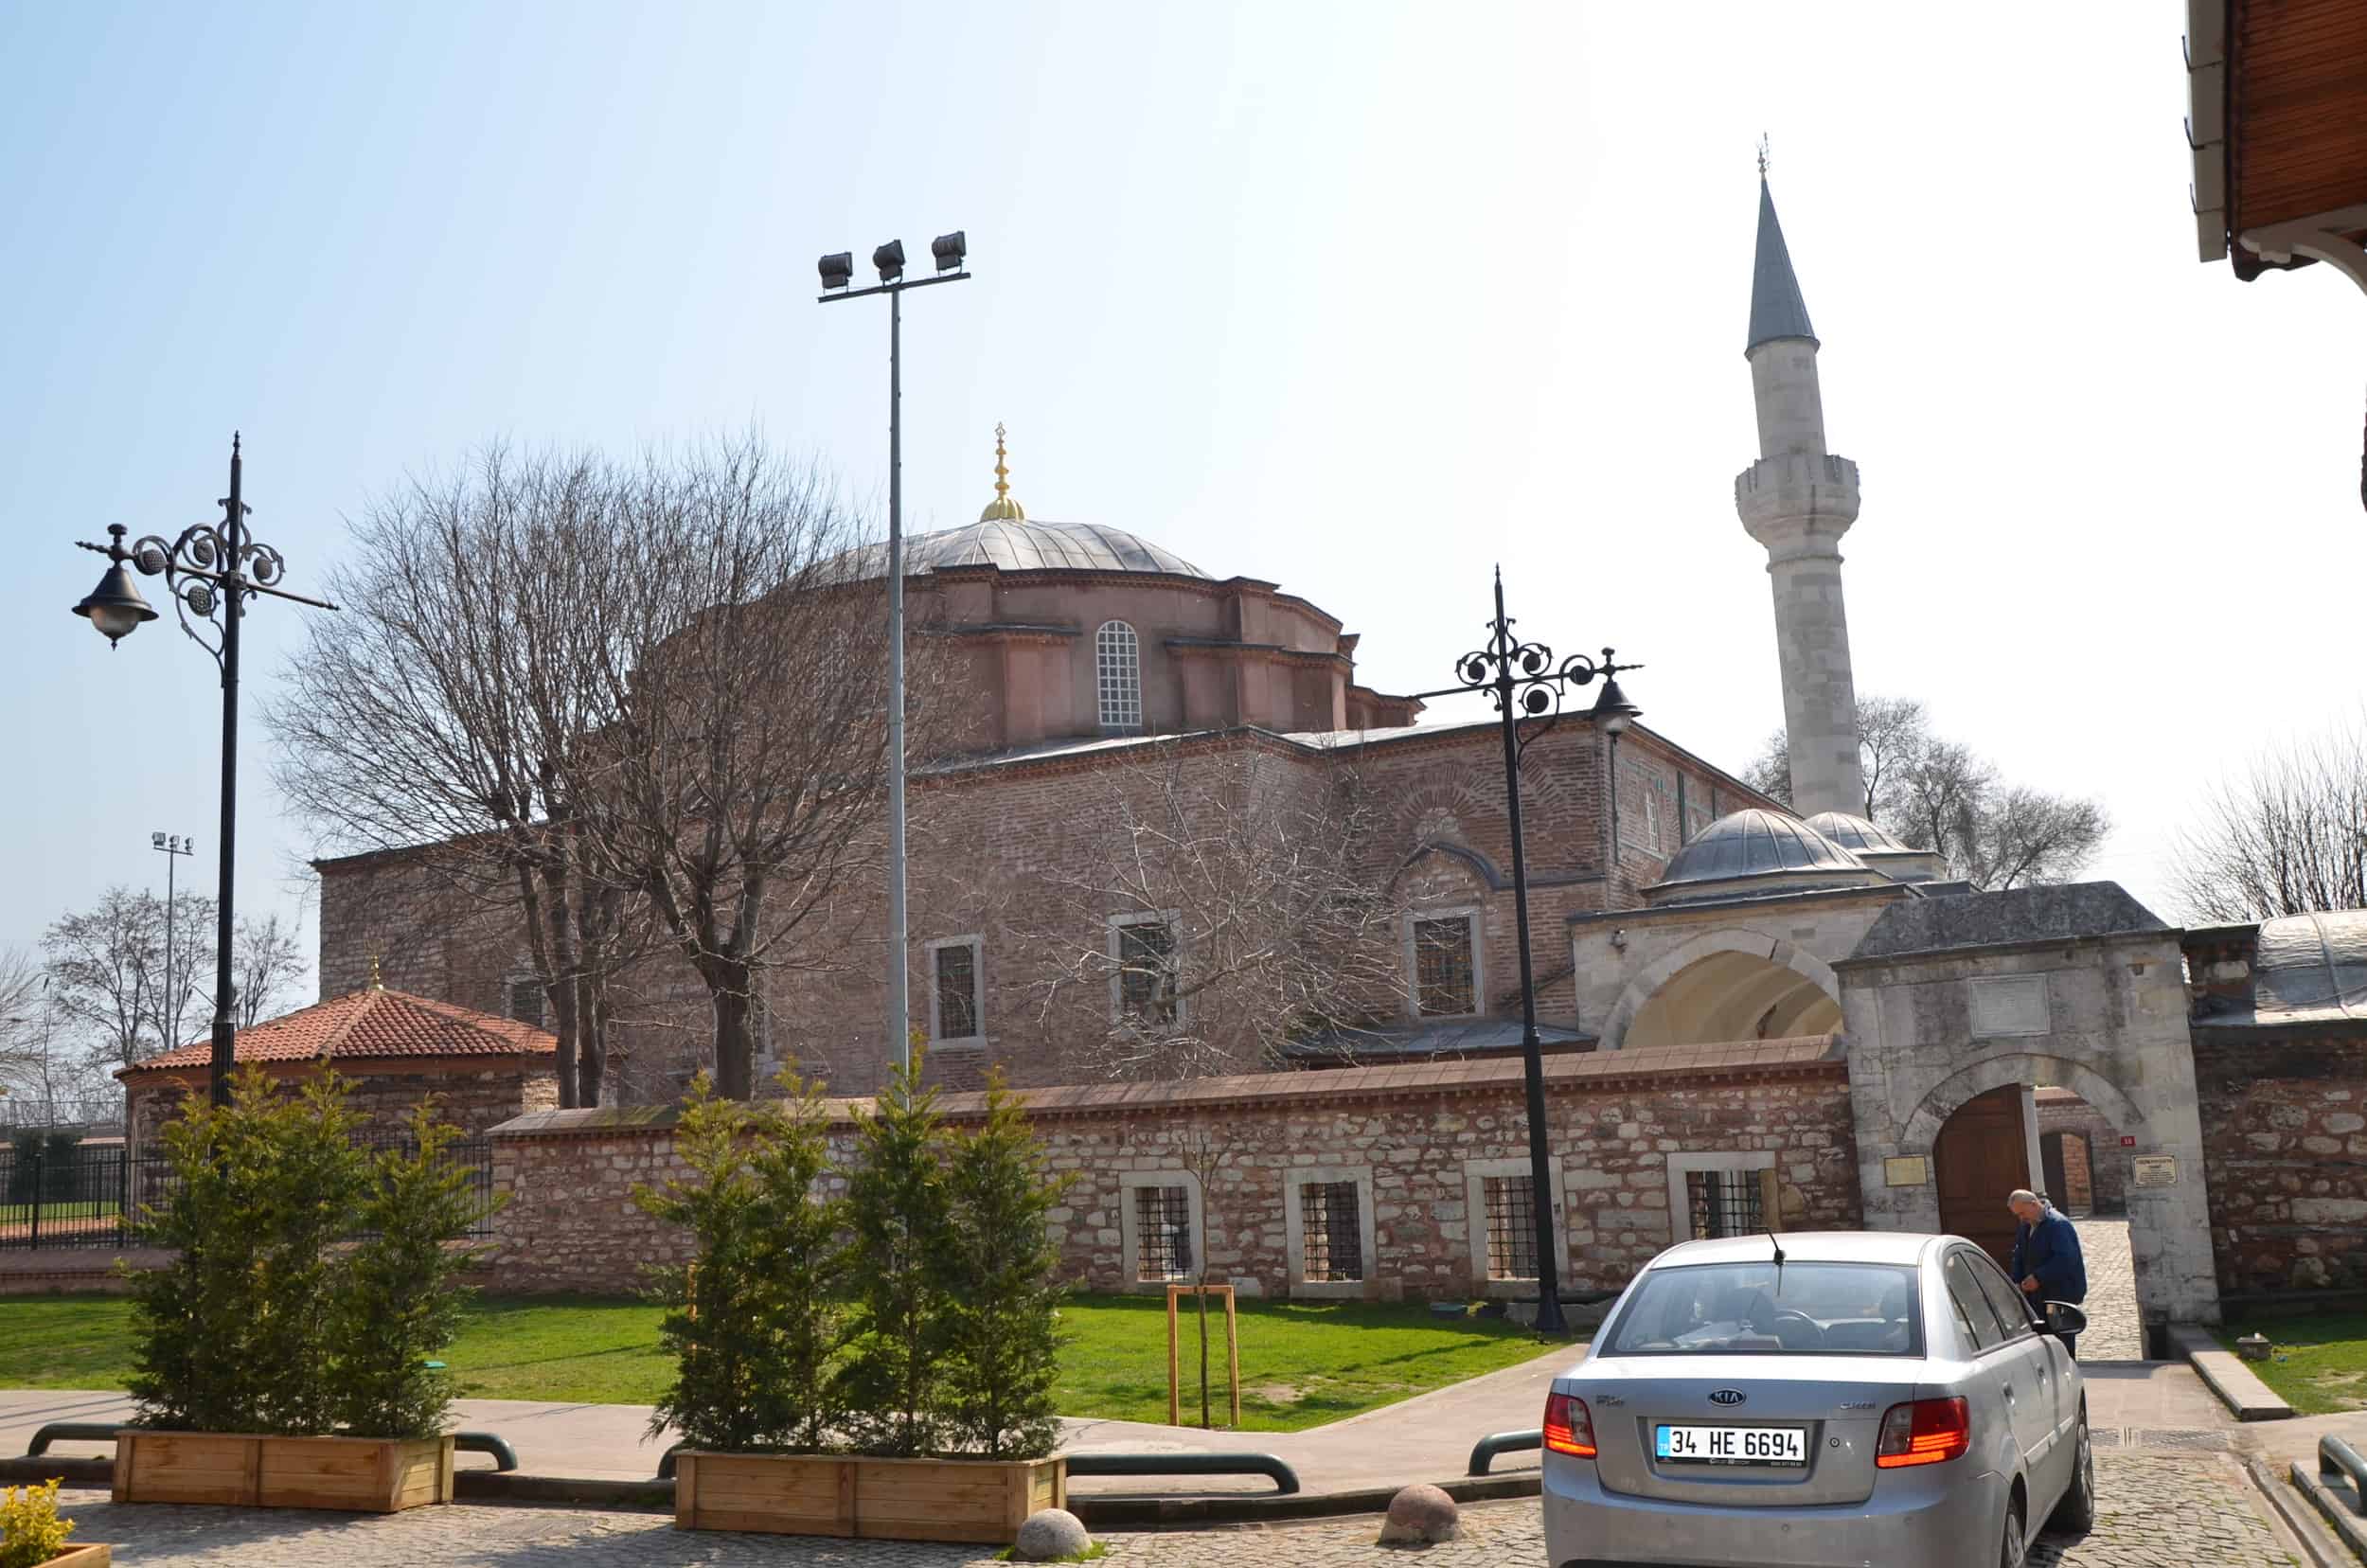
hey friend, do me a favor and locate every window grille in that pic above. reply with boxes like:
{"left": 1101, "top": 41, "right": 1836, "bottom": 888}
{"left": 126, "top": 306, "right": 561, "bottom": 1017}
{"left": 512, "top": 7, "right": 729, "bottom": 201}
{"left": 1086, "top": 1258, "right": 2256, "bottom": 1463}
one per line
{"left": 1299, "top": 1180, "right": 1362, "bottom": 1282}
{"left": 1134, "top": 1185, "right": 1194, "bottom": 1280}
{"left": 1685, "top": 1168, "right": 1767, "bottom": 1240}
{"left": 1096, "top": 620, "right": 1143, "bottom": 734}
{"left": 1116, "top": 918, "right": 1179, "bottom": 1025}
{"left": 934, "top": 943, "right": 980, "bottom": 1040}
{"left": 1484, "top": 1174, "right": 1539, "bottom": 1279}
{"left": 507, "top": 976, "right": 545, "bottom": 1030}
{"left": 1414, "top": 917, "right": 1476, "bottom": 1016}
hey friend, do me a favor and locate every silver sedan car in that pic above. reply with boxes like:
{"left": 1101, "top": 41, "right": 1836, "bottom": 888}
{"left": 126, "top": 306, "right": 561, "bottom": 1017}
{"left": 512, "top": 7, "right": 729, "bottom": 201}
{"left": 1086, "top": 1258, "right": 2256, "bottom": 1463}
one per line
{"left": 1541, "top": 1230, "right": 2092, "bottom": 1568}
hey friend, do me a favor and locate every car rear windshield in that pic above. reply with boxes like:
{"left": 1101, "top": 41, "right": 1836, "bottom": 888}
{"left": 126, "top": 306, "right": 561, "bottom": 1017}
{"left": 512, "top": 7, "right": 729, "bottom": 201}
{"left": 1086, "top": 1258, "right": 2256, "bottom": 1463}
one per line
{"left": 1600, "top": 1260, "right": 1925, "bottom": 1357}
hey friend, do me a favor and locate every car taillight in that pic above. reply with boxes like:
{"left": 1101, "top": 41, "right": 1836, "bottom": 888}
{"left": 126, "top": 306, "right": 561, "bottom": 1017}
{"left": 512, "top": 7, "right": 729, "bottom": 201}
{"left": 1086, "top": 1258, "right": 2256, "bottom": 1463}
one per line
{"left": 1875, "top": 1397, "right": 1970, "bottom": 1468}
{"left": 1543, "top": 1391, "right": 1595, "bottom": 1459}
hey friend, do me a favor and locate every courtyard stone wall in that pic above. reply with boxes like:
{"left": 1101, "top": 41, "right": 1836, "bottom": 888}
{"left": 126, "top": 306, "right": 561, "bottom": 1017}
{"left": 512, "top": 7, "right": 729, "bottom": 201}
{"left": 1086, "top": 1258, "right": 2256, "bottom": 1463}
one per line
{"left": 126, "top": 1060, "right": 559, "bottom": 1150}
{"left": 2193, "top": 1030, "right": 2367, "bottom": 1298}
{"left": 476, "top": 1042, "right": 1860, "bottom": 1298}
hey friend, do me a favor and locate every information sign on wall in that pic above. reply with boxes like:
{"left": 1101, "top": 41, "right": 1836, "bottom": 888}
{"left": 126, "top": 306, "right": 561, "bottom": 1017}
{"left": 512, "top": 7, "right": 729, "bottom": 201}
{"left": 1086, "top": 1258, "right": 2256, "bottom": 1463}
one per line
{"left": 2131, "top": 1155, "right": 2178, "bottom": 1188}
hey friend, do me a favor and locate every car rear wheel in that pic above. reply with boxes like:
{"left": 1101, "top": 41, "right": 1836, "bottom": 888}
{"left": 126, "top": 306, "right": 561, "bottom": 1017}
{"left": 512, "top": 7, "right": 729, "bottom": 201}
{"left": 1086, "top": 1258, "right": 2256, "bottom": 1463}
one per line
{"left": 2000, "top": 1494, "right": 2027, "bottom": 1568}
{"left": 2049, "top": 1415, "right": 2096, "bottom": 1534}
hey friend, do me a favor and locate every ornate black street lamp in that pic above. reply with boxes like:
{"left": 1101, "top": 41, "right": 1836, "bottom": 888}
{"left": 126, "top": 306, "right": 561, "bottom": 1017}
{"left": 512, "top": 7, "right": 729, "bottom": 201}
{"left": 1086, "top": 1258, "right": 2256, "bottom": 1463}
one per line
{"left": 1415, "top": 570, "right": 1641, "bottom": 1337}
{"left": 72, "top": 437, "right": 336, "bottom": 1106}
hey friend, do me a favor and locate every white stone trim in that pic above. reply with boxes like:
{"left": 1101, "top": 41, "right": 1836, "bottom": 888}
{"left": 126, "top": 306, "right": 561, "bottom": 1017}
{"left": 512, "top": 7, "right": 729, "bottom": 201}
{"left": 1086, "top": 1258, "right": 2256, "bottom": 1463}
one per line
{"left": 1107, "top": 910, "right": 1186, "bottom": 1027}
{"left": 1465, "top": 1156, "right": 1567, "bottom": 1298}
{"left": 1664, "top": 1150, "right": 1779, "bottom": 1246}
{"left": 1116, "top": 1168, "right": 1203, "bottom": 1293}
{"left": 924, "top": 935, "right": 986, "bottom": 1045}
{"left": 1404, "top": 905, "right": 1485, "bottom": 1020}
{"left": 1283, "top": 1165, "right": 1378, "bottom": 1300}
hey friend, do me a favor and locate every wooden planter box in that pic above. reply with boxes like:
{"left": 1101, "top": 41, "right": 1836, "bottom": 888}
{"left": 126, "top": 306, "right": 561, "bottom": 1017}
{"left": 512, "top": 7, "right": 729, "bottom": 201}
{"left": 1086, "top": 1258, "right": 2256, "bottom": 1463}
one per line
{"left": 45, "top": 1547, "right": 113, "bottom": 1568}
{"left": 113, "top": 1431, "right": 454, "bottom": 1513}
{"left": 674, "top": 1451, "right": 1065, "bottom": 1544}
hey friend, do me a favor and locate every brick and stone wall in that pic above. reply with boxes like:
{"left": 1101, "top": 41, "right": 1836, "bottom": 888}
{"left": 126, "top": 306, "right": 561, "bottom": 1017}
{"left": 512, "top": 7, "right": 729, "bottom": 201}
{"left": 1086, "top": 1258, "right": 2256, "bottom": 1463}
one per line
{"left": 127, "top": 1059, "right": 559, "bottom": 1148}
{"left": 2195, "top": 1031, "right": 2367, "bottom": 1297}
{"left": 317, "top": 722, "right": 1774, "bottom": 1107}
{"left": 2035, "top": 1088, "right": 2128, "bottom": 1215}
{"left": 475, "top": 1042, "right": 1860, "bottom": 1298}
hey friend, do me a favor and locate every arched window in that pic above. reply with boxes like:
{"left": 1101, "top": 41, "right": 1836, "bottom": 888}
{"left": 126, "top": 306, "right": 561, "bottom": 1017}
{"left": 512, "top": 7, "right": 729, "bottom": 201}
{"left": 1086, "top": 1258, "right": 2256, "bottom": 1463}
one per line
{"left": 1096, "top": 620, "right": 1143, "bottom": 733}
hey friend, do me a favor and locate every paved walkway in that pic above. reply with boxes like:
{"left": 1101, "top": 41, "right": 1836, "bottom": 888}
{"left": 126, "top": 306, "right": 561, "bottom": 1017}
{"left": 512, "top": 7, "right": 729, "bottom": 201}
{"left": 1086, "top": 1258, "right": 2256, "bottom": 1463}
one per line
{"left": 2073, "top": 1217, "right": 2145, "bottom": 1362}
{"left": 40, "top": 1448, "right": 2300, "bottom": 1566}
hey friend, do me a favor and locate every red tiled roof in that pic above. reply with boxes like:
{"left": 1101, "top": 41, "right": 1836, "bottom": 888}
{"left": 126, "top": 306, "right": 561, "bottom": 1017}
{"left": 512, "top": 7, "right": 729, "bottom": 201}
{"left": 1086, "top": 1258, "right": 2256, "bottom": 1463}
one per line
{"left": 122, "top": 988, "right": 557, "bottom": 1076}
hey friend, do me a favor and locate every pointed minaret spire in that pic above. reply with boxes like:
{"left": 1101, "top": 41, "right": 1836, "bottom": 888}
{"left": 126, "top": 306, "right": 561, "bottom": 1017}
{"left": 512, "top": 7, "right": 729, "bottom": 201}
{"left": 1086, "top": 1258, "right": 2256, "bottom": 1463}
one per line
{"left": 1734, "top": 155, "right": 1866, "bottom": 820}
{"left": 978, "top": 422, "right": 1026, "bottom": 522}
{"left": 1747, "top": 163, "right": 1818, "bottom": 354}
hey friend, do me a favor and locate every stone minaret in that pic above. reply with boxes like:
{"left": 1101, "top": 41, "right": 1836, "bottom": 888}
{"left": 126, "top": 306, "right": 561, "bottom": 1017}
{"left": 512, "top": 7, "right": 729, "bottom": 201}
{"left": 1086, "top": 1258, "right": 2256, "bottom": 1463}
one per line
{"left": 1735, "top": 170, "right": 1865, "bottom": 819}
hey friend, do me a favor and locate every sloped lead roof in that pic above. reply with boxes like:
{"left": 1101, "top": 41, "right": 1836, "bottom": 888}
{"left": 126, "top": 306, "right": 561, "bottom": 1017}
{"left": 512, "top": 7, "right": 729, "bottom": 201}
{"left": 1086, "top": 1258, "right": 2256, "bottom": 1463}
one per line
{"left": 1748, "top": 177, "right": 1818, "bottom": 353}
{"left": 831, "top": 519, "right": 1206, "bottom": 581}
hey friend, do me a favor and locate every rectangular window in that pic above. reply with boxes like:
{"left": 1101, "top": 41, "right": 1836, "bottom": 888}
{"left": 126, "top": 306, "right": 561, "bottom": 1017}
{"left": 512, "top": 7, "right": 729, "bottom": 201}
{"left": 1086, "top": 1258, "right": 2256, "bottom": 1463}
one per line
{"left": 1299, "top": 1181, "right": 1364, "bottom": 1283}
{"left": 507, "top": 977, "right": 545, "bottom": 1030}
{"left": 932, "top": 940, "right": 982, "bottom": 1041}
{"left": 1115, "top": 918, "right": 1179, "bottom": 1025}
{"left": 1134, "top": 1185, "right": 1194, "bottom": 1280}
{"left": 1685, "top": 1168, "right": 1766, "bottom": 1240}
{"left": 1484, "top": 1174, "right": 1539, "bottom": 1280}
{"left": 1414, "top": 917, "right": 1477, "bottom": 1016}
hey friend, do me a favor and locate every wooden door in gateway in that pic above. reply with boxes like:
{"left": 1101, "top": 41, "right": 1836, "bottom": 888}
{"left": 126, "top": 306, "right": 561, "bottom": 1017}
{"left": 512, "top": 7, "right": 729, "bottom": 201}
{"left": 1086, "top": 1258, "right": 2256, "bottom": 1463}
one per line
{"left": 1934, "top": 1085, "right": 2031, "bottom": 1272}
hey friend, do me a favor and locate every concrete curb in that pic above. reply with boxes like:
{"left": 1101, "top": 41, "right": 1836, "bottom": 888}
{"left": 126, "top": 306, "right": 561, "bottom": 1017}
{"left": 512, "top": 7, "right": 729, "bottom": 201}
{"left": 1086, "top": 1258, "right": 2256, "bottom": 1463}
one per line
{"left": 2243, "top": 1455, "right": 2348, "bottom": 1568}
{"left": 2290, "top": 1461, "right": 2367, "bottom": 1566}
{"left": 2169, "top": 1324, "right": 2295, "bottom": 1422}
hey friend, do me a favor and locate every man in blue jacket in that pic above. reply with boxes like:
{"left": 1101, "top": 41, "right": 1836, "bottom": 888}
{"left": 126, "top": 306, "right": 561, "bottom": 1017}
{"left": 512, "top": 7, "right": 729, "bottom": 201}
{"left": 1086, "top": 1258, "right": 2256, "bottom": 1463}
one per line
{"left": 2007, "top": 1188, "right": 2087, "bottom": 1359}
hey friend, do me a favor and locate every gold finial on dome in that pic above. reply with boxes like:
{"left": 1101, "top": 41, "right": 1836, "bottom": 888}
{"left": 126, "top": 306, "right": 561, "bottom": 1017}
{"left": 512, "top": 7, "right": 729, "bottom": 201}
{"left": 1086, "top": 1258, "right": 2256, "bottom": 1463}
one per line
{"left": 979, "top": 422, "right": 1025, "bottom": 521}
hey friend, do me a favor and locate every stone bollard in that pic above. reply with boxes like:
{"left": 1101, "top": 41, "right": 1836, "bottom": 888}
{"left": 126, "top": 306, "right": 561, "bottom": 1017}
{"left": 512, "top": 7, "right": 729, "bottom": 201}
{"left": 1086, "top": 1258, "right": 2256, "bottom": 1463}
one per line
{"left": 1013, "top": 1506, "right": 1093, "bottom": 1561}
{"left": 2234, "top": 1332, "right": 2272, "bottom": 1362}
{"left": 1378, "top": 1482, "right": 1461, "bottom": 1545}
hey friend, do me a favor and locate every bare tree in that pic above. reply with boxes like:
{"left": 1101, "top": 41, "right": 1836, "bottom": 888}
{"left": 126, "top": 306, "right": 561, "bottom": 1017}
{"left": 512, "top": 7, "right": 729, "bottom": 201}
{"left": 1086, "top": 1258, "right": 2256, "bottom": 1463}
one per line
{"left": 271, "top": 445, "right": 652, "bottom": 1107}
{"left": 231, "top": 914, "right": 308, "bottom": 1029}
{"left": 1015, "top": 741, "right": 1405, "bottom": 1082}
{"left": 41, "top": 886, "right": 164, "bottom": 1072}
{"left": 1745, "top": 697, "right": 2108, "bottom": 889}
{"left": 278, "top": 436, "right": 942, "bottom": 1102}
{"left": 562, "top": 439, "right": 940, "bottom": 1100}
{"left": 2172, "top": 720, "right": 2367, "bottom": 922}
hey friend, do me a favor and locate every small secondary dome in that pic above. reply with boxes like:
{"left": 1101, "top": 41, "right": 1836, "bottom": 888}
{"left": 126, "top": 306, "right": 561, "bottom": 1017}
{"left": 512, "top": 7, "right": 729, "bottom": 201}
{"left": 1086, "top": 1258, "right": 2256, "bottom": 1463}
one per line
{"left": 1656, "top": 809, "right": 1866, "bottom": 893}
{"left": 1804, "top": 811, "right": 1918, "bottom": 855}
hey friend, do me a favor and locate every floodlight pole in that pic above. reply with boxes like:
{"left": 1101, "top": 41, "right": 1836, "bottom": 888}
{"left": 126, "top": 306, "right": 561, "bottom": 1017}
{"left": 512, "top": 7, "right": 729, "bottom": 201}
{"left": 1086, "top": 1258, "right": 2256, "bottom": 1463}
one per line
{"left": 818, "top": 247, "right": 970, "bottom": 1077}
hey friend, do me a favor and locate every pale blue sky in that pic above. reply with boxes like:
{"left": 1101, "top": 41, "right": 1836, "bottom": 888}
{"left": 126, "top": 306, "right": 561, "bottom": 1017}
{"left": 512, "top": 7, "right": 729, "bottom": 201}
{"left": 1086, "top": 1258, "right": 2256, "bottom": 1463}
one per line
{"left": 7, "top": 2, "right": 2361, "bottom": 1001}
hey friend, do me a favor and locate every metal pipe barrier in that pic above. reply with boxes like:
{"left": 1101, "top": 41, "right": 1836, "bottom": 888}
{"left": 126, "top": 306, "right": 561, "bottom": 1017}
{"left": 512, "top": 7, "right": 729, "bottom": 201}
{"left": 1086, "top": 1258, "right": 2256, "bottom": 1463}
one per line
{"left": 2323, "top": 1435, "right": 2367, "bottom": 1512}
{"left": 1468, "top": 1428, "right": 1542, "bottom": 1475}
{"left": 26, "top": 1421, "right": 516, "bottom": 1472}
{"left": 1063, "top": 1452, "right": 1300, "bottom": 1494}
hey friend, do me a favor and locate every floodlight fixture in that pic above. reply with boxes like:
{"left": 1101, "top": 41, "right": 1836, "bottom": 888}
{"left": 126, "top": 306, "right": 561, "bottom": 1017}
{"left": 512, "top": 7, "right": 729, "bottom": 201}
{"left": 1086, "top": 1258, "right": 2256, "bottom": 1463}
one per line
{"left": 932, "top": 231, "right": 966, "bottom": 273}
{"left": 818, "top": 251, "right": 854, "bottom": 291}
{"left": 873, "top": 240, "right": 904, "bottom": 283}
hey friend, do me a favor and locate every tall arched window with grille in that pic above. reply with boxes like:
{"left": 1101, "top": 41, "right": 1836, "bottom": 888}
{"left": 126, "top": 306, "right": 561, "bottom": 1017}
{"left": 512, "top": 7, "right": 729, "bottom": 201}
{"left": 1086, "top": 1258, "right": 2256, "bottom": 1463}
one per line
{"left": 1096, "top": 620, "right": 1143, "bottom": 734}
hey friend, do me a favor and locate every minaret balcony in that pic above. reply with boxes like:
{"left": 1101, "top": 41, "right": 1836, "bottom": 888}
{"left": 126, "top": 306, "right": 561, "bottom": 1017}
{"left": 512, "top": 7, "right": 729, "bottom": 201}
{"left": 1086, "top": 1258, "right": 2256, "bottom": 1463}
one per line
{"left": 1735, "top": 452, "right": 1860, "bottom": 551}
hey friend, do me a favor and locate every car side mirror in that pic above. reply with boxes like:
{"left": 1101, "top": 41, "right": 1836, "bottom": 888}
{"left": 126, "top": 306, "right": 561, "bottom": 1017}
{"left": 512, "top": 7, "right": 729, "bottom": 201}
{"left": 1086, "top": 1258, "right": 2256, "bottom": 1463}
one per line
{"left": 2043, "top": 1301, "right": 2088, "bottom": 1337}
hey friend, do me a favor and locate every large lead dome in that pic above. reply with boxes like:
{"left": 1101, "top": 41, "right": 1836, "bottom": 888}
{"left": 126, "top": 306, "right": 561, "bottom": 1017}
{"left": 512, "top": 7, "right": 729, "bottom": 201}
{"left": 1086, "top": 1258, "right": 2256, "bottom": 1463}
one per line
{"left": 1647, "top": 808, "right": 1878, "bottom": 905}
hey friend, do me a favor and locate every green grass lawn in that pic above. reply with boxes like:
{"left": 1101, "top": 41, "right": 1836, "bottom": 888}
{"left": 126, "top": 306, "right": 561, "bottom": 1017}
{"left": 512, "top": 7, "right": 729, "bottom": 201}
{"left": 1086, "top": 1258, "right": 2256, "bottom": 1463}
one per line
{"left": 0, "top": 1201, "right": 119, "bottom": 1224}
{"left": 0, "top": 1291, "right": 1546, "bottom": 1432}
{"left": 2216, "top": 1315, "right": 2367, "bottom": 1417}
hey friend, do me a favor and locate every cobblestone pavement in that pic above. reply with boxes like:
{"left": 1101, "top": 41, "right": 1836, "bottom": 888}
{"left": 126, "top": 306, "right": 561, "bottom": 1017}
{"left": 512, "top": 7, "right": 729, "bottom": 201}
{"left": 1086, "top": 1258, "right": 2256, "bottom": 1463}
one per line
{"left": 51, "top": 1450, "right": 2295, "bottom": 1565}
{"left": 2072, "top": 1217, "right": 2145, "bottom": 1362}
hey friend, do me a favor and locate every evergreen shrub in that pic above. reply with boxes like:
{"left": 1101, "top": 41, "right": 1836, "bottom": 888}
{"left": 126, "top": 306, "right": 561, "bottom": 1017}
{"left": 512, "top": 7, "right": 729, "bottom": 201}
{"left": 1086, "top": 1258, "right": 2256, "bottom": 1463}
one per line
{"left": 642, "top": 1056, "right": 1068, "bottom": 1463}
{"left": 126, "top": 1065, "right": 489, "bottom": 1440}
{"left": 0, "top": 1477, "right": 76, "bottom": 1568}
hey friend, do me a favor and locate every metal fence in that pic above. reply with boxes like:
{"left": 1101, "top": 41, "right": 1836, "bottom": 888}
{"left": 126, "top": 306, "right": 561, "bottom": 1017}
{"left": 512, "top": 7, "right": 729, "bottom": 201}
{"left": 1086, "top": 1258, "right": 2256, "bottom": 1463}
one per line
{"left": 0, "top": 1132, "right": 495, "bottom": 1252}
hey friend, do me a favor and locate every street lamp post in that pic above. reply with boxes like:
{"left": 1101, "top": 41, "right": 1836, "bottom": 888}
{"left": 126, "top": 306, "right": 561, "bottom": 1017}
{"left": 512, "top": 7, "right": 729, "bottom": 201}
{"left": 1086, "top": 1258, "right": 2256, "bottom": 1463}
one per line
{"left": 1412, "top": 570, "right": 1641, "bottom": 1337}
{"left": 151, "top": 831, "right": 193, "bottom": 1050}
{"left": 816, "top": 232, "right": 970, "bottom": 1077}
{"left": 73, "top": 437, "right": 336, "bottom": 1106}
